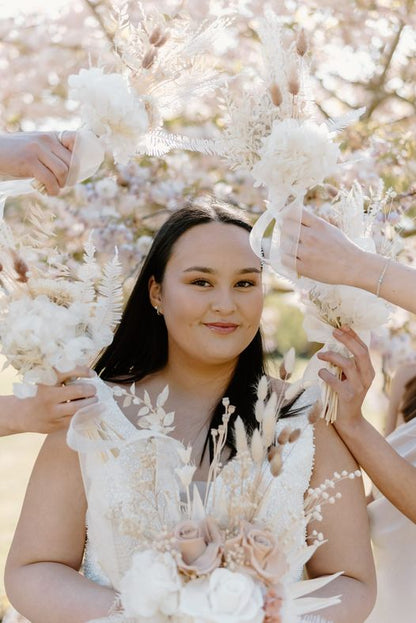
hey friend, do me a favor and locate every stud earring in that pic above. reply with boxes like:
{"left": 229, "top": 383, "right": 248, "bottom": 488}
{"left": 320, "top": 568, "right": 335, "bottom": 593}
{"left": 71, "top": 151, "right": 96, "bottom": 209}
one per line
{"left": 154, "top": 305, "right": 162, "bottom": 316}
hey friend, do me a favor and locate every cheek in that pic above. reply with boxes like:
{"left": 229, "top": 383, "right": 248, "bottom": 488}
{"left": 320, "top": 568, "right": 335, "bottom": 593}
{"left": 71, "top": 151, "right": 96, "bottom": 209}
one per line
{"left": 246, "top": 292, "right": 264, "bottom": 326}
{"left": 162, "top": 282, "right": 204, "bottom": 320}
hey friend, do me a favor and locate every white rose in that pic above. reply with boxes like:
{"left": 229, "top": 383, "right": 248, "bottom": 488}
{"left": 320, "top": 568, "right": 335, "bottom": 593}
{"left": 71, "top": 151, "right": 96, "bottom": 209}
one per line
{"left": 180, "top": 568, "right": 264, "bottom": 623}
{"left": 120, "top": 550, "right": 182, "bottom": 619}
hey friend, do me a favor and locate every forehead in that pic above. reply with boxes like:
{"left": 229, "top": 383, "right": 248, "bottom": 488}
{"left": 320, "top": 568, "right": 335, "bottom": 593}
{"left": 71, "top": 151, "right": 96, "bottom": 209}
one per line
{"left": 168, "top": 222, "right": 261, "bottom": 269}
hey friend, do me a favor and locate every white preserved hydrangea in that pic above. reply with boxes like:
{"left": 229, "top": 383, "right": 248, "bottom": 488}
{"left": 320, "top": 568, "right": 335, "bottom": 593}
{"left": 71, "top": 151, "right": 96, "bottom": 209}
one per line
{"left": 251, "top": 119, "right": 340, "bottom": 194}
{"left": 68, "top": 68, "right": 149, "bottom": 165}
{"left": 0, "top": 294, "right": 108, "bottom": 388}
{"left": 119, "top": 550, "right": 182, "bottom": 620}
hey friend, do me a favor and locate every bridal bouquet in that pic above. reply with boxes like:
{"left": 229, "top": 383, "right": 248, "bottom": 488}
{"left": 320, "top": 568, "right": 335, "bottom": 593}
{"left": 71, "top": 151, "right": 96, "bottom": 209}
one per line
{"left": 215, "top": 9, "right": 362, "bottom": 276}
{"left": 73, "top": 363, "right": 360, "bottom": 623}
{"left": 0, "top": 220, "right": 122, "bottom": 397}
{"left": 300, "top": 183, "right": 393, "bottom": 421}
{"left": 68, "top": 6, "right": 227, "bottom": 166}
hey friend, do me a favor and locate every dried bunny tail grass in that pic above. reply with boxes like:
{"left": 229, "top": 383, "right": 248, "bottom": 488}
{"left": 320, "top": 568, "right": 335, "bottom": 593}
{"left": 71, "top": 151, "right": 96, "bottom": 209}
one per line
{"left": 308, "top": 400, "right": 323, "bottom": 424}
{"left": 296, "top": 28, "right": 308, "bottom": 57}
{"left": 269, "top": 449, "right": 283, "bottom": 477}
{"left": 250, "top": 428, "right": 264, "bottom": 465}
{"left": 279, "top": 347, "right": 296, "bottom": 380}
{"left": 11, "top": 251, "right": 29, "bottom": 283}
{"left": 269, "top": 83, "right": 282, "bottom": 106}
{"left": 142, "top": 48, "right": 157, "bottom": 69}
{"left": 257, "top": 375, "right": 269, "bottom": 401}
{"left": 288, "top": 428, "right": 301, "bottom": 443}
{"left": 262, "top": 406, "right": 277, "bottom": 448}
{"left": 234, "top": 416, "right": 249, "bottom": 455}
{"left": 277, "top": 426, "right": 291, "bottom": 445}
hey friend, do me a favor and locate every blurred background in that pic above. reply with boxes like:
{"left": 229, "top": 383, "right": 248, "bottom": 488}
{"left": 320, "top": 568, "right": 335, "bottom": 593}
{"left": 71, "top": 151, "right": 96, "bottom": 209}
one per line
{"left": 0, "top": 0, "right": 415, "bottom": 616}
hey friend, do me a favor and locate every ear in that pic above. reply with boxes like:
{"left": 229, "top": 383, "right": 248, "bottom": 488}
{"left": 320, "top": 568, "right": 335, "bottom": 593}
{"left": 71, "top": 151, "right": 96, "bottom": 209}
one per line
{"left": 148, "top": 276, "right": 162, "bottom": 310}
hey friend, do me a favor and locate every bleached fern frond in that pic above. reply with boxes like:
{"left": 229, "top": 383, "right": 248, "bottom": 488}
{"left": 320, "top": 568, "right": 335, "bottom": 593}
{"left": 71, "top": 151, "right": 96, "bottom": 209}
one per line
{"left": 0, "top": 219, "right": 16, "bottom": 249}
{"left": 76, "top": 234, "right": 100, "bottom": 304}
{"left": 95, "top": 250, "right": 124, "bottom": 332}
{"left": 140, "top": 129, "right": 218, "bottom": 157}
{"left": 22, "top": 203, "right": 56, "bottom": 248}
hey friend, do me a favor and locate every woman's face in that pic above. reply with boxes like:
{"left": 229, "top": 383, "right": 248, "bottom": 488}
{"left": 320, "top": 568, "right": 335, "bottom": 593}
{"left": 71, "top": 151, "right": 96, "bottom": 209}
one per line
{"left": 150, "top": 222, "right": 263, "bottom": 368}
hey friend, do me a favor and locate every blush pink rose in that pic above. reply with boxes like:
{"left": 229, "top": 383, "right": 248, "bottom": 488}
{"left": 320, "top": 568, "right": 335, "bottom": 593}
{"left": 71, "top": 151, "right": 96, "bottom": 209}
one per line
{"left": 173, "top": 516, "right": 223, "bottom": 576}
{"left": 225, "top": 521, "right": 288, "bottom": 586}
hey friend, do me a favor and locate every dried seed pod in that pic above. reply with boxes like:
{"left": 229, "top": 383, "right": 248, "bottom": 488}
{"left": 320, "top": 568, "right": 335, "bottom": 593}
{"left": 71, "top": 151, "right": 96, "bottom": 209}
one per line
{"left": 296, "top": 28, "right": 308, "bottom": 56}
{"left": 267, "top": 445, "right": 280, "bottom": 462}
{"left": 308, "top": 401, "right": 323, "bottom": 424}
{"left": 288, "top": 74, "right": 300, "bottom": 96}
{"left": 149, "top": 26, "right": 162, "bottom": 45}
{"left": 154, "top": 32, "right": 169, "bottom": 47}
{"left": 270, "top": 452, "right": 283, "bottom": 477}
{"left": 277, "top": 427, "right": 291, "bottom": 445}
{"left": 13, "top": 254, "right": 29, "bottom": 282}
{"left": 288, "top": 428, "right": 301, "bottom": 443}
{"left": 142, "top": 49, "right": 157, "bottom": 69}
{"left": 269, "top": 83, "right": 282, "bottom": 106}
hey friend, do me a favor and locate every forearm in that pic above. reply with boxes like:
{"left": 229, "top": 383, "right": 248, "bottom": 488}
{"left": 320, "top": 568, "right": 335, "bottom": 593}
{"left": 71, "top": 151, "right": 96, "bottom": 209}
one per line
{"left": 335, "top": 416, "right": 416, "bottom": 522}
{"left": 306, "top": 575, "right": 375, "bottom": 623}
{"left": 5, "top": 561, "right": 116, "bottom": 623}
{"left": 346, "top": 252, "right": 416, "bottom": 314}
{"left": 0, "top": 395, "right": 22, "bottom": 436}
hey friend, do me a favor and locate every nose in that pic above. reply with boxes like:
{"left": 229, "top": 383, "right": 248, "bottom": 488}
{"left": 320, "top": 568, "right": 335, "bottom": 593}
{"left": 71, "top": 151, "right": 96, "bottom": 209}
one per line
{"left": 210, "top": 287, "right": 237, "bottom": 314}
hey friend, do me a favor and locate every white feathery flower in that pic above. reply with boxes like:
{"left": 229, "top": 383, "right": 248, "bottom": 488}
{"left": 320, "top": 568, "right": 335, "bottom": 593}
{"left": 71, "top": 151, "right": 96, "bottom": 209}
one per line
{"left": 68, "top": 68, "right": 149, "bottom": 165}
{"left": 251, "top": 119, "right": 340, "bottom": 194}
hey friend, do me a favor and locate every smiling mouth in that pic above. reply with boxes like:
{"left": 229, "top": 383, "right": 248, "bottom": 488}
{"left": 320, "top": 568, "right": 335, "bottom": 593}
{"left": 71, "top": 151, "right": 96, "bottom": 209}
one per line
{"left": 204, "top": 323, "right": 239, "bottom": 334}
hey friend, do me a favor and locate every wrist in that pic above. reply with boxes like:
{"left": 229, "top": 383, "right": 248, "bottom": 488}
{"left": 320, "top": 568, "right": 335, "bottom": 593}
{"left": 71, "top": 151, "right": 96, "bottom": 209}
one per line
{"left": 345, "top": 250, "right": 384, "bottom": 294}
{"left": 333, "top": 410, "right": 367, "bottom": 442}
{"left": 1, "top": 395, "right": 25, "bottom": 435}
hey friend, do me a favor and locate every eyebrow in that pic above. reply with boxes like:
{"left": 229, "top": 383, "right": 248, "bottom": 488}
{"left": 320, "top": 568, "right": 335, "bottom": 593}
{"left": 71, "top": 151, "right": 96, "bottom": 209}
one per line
{"left": 183, "top": 266, "right": 262, "bottom": 274}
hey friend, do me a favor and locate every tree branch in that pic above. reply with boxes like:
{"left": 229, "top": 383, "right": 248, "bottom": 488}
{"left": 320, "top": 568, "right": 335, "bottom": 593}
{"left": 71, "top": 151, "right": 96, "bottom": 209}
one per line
{"left": 82, "top": 0, "right": 115, "bottom": 51}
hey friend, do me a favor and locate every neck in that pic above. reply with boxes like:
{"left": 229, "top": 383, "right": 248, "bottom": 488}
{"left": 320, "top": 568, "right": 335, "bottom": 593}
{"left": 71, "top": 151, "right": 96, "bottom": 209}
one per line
{"left": 164, "top": 354, "right": 236, "bottom": 401}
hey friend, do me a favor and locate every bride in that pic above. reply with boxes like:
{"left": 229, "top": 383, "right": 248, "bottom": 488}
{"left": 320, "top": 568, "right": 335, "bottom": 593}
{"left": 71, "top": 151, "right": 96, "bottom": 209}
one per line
{"left": 4, "top": 198, "right": 376, "bottom": 623}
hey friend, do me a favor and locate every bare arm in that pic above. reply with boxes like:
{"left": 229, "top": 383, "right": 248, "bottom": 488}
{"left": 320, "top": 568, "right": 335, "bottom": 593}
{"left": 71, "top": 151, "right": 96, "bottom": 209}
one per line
{"left": 0, "top": 367, "right": 97, "bottom": 437}
{"left": 305, "top": 420, "right": 376, "bottom": 623}
{"left": 291, "top": 209, "right": 416, "bottom": 315}
{"left": 384, "top": 363, "right": 416, "bottom": 436}
{"left": 5, "top": 428, "right": 116, "bottom": 623}
{"left": 321, "top": 326, "right": 416, "bottom": 523}
{"left": 0, "top": 131, "right": 75, "bottom": 195}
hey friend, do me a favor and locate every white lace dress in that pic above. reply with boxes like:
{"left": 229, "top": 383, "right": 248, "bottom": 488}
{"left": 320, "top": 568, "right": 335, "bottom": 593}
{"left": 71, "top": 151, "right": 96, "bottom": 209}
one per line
{"left": 67, "top": 378, "right": 318, "bottom": 591}
{"left": 365, "top": 417, "right": 416, "bottom": 623}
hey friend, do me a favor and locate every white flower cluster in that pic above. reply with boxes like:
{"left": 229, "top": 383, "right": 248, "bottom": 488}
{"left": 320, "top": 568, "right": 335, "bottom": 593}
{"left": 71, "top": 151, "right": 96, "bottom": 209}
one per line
{"left": 0, "top": 240, "right": 122, "bottom": 398}
{"left": 252, "top": 119, "right": 340, "bottom": 195}
{"left": 68, "top": 68, "right": 149, "bottom": 165}
{"left": 120, "top": 553, "right": 265, "bottom": 623}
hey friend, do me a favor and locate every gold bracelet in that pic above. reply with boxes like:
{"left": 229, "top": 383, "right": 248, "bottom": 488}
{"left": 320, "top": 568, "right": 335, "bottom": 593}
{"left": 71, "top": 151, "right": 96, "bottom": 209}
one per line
{"left": 376, "top": 257, "right": 390, "bottom": 298}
